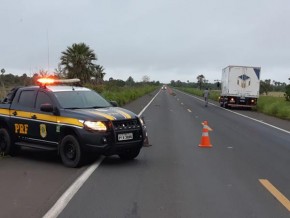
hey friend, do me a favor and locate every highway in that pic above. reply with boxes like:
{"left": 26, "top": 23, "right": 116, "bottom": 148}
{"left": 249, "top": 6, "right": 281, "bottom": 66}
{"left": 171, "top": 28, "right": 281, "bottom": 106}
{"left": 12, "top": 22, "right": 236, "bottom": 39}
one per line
{"left": 59, "top": 88, "right": 290, "bottom": 218}
{"left": 1, "top": 88, "right": 290, "bottom": 218}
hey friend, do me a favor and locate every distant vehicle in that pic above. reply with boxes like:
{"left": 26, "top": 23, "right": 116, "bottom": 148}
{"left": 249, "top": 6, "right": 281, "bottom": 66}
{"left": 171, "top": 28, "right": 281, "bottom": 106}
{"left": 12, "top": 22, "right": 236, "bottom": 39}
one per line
{"left": 219, "top": 66, "right": 261, "bottom": 108}
{"left": 0, "top": 78, "right": 149, "bottom": 167}
{"left": 162, "top": 85, "right": 167, "bottom": 90}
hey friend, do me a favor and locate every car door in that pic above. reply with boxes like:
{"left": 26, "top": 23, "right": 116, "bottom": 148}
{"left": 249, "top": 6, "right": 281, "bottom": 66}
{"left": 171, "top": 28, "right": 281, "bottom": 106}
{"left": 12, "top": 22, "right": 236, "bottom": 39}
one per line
{"left": 9, "top": 89, "right": 36, "bottom": 143}
{"left": 29, "top": 90, "right": 58, "bottom": 149}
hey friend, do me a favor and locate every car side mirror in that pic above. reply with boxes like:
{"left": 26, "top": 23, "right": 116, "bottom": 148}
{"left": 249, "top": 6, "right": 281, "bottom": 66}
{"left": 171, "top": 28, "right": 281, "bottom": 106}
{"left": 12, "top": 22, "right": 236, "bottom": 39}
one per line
{"left": 40, "top": 103, "right": 54, "bottom": 112}
{"left": 110, "top": 101, "right": 118, "bottom": 107}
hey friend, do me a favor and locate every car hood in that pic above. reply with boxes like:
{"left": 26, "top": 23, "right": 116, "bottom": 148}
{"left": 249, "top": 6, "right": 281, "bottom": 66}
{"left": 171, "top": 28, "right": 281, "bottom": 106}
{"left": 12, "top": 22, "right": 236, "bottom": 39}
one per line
{"left": 64, "top": 107, "right": 138, "bottom": 121}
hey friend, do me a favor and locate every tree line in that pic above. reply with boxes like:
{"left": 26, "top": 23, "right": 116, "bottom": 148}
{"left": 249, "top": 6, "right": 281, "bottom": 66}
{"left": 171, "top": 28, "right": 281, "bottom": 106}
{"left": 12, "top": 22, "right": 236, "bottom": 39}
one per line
{"left": 0, "top": 43, "right": 160, "bottom": 91}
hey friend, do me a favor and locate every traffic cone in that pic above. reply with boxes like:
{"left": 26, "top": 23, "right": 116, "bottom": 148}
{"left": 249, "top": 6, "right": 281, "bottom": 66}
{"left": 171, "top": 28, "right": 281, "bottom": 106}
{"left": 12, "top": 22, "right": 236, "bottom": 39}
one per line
{"left": 198, "top": 121, "right": 212, "bottom": 148}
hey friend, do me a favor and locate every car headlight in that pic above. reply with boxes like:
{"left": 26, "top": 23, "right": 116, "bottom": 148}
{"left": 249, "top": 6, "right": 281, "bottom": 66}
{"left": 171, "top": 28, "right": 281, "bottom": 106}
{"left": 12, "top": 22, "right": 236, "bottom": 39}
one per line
{"left": 84, "top": 121, "right": 107, "bottom": 131}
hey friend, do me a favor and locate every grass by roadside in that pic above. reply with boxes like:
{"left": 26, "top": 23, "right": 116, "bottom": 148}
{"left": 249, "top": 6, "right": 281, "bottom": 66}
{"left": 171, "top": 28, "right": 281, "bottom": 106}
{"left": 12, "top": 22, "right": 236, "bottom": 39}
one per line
{"left": 175, "top": 87, "right": 290, "bottom": 120}
{"left": 260, "top": 92, "right": 285, "bottom": 97}
{"left": 98, "top": 85, "right": 158, "bottom": 106}
{"left": 257, "top": 96, "right": 290, "bottom": 120}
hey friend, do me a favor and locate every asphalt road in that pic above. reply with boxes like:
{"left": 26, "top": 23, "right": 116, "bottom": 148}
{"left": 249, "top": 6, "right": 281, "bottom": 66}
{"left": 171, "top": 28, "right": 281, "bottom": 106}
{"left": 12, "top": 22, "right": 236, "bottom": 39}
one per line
{"left": 1, "top": 88, "right": 289, "bottom": 218}
{"left": 57, "top": 88, "right": 290, "bottom": 218}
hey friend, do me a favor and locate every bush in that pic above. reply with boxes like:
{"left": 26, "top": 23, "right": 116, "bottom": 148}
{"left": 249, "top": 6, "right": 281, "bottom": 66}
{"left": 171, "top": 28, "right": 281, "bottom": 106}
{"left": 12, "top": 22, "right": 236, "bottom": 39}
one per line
{"left": 284, "top": 85, "right": 290, "bottom": 101}
{"left": 99, "top": 85, "right": 158, "bottom": 106}
{"left": 257, "top": 96, "right": 290, "bottom": 120}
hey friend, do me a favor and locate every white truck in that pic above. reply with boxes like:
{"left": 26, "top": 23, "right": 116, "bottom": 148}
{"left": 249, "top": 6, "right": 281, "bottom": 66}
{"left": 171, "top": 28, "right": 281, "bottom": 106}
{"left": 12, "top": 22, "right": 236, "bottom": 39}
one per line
{"left": 219, "top": 65, "right": 261, "bottom": 108}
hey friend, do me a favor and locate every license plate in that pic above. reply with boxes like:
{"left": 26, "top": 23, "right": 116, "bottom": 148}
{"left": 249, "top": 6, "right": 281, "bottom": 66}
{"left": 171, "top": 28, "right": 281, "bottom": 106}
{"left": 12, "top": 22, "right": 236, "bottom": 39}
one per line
{"left": 118, "top": 133, "right": 133, "bottom": 141}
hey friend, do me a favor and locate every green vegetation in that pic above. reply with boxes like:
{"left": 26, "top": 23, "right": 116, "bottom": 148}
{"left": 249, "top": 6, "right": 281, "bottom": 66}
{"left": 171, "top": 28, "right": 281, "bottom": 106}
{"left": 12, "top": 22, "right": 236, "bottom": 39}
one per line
{"left": 100, "top": 85, "right": 157, "bottom": 106}
{"left": 284, "top": 85, "right": 290, "bottom": 101}
{"left": 257, "top": 96, "right": 290, "bottom": 119}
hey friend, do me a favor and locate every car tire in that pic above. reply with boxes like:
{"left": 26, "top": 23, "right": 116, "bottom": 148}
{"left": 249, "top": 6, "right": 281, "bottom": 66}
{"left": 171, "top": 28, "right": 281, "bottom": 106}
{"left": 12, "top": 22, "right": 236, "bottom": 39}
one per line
{"left": 60, "top": 135, "right": 83, "bottom": 168}
{"left": 0, "top": 128, "right": 17, "bottom": 156}
{"left": 118, "top": 148, "right": 140, "bottom": 160}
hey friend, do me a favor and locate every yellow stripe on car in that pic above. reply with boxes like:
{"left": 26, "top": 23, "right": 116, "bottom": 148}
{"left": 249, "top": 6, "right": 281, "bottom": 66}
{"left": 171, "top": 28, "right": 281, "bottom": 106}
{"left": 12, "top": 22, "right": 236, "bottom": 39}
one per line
{"left": 115, "top": 109, "right": 131, "bottom": 119}
{"left": 33, "top": 113, "right": 57, "bottom": 122}
{"left": 90, "top": 111, "right": 116, "bottom": 120}
{"left": 57, "top": 117, "right": 84, "bottom": 127}
{"left": 0, "top": 109, "right": 10, "bottom": 115}
{"left": 34, "top": 114, "right": 82, "bottom": 127}
{"left": 9, "top": 110, "right": 31, "bottom": 118}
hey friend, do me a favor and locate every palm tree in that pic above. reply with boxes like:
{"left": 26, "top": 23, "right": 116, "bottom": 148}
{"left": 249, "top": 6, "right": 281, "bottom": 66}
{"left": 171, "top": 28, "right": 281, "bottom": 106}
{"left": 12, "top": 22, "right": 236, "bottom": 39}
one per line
{"left": 60, "top": 43, "right": 97, "bottom": 83}
{"left": 94, "top": 65, "right": 106, "bottom": 84}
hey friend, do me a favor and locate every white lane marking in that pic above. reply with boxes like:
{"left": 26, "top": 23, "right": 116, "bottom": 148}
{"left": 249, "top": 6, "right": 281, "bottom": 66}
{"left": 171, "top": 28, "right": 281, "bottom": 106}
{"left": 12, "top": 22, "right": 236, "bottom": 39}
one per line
{"left": 222, "top": 109, "right": 290, "bottom": 134}
{"left": 44, "top": 91, "right": 160, "bottom": 218}
{"left": 175, "top": 89, "right": 290, "bottom": 135}
{"left": 187, "top": 109, "right": 192, "bottom": 113}
{"left": 43, "top": 157, "right": 104, "bottom": 218}
{"left": 181, "top": 102, "right": 184, "bottom": 105}
{"left": 138, "top": 90, "right": 161, "bottom": 116}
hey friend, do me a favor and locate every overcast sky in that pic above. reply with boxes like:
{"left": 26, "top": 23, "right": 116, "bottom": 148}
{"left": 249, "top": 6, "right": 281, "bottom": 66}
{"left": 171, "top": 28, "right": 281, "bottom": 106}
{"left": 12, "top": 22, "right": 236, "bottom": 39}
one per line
{"left": 1, "top": 0, "right": 290, "bottom": 83}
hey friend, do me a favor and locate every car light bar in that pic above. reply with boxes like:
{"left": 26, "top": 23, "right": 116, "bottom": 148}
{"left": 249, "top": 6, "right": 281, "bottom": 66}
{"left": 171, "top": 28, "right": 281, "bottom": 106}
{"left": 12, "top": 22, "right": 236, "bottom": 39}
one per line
{"left": 37, "top": 78, "right": 81, "bottom": 86}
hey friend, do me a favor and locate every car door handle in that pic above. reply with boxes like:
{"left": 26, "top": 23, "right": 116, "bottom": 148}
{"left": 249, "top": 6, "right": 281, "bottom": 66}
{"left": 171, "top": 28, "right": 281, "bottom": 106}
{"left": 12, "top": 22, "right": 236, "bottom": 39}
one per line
{"left": 31, "top": 115, "right": 37, "bottom": 119}
{"left": 12, "top": 111, "right": 17, "bottom": 116}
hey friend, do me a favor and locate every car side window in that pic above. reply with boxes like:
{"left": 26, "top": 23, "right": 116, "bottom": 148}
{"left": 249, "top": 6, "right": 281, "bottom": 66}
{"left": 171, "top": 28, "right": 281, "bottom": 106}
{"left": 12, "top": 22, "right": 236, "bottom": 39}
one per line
{"left": 18, "top": 90, "right": 35, "bottom": 108}
{"left": 36, "top": 91, "right": 53, "bottom": 110}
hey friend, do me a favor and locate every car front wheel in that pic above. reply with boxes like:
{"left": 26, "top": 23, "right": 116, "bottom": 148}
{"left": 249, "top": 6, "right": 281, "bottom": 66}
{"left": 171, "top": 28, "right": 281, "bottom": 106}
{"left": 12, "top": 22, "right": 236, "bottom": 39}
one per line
{"left": 60, "top": 135, "right": 83, "bottom": 168}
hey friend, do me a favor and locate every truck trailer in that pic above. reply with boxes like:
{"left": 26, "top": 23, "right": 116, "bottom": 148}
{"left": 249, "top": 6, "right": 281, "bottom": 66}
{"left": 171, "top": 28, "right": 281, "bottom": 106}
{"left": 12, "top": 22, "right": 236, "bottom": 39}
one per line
{"left": 219, "top": 65, "right": 261, "bottom": 108}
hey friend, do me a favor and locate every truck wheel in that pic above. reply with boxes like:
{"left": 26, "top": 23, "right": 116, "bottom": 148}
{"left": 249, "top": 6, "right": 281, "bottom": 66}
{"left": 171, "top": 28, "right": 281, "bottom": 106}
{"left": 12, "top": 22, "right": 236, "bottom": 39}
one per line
{"left": 0, "top": 128, "right": 17, "bottom": 156}
{"left": 118, "top": 148, "right": 140, "bottom": 160}
{"left": 60, "top": 135, "right": 83, "bottom": 168}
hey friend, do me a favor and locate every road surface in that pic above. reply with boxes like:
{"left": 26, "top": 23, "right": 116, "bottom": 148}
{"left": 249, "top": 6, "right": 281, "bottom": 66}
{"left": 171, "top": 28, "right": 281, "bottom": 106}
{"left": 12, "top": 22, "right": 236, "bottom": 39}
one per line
{"left": 58, "top": 88, "right": 290, "bottom": 218}
{"left": 1, "top": 88, "right": 289, "bottom": 218}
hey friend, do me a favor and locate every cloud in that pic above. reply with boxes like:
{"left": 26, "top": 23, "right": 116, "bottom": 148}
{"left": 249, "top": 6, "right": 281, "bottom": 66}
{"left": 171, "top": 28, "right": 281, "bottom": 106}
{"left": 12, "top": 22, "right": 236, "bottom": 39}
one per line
{"left": 1, "top": 0, "right": 289, "bottom": 83}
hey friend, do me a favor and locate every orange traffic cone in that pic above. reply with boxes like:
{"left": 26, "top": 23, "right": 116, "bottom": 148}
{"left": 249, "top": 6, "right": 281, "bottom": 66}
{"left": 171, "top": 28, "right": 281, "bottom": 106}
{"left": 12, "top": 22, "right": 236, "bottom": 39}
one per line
{"left": 198, "top": 121, "right": 212, "bottom": 148}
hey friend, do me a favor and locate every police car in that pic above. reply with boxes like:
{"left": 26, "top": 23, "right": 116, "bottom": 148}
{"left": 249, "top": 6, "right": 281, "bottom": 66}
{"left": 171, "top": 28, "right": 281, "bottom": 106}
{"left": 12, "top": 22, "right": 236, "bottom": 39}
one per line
{"left": 0, "top": 78, "right": 149, "bottom": 167}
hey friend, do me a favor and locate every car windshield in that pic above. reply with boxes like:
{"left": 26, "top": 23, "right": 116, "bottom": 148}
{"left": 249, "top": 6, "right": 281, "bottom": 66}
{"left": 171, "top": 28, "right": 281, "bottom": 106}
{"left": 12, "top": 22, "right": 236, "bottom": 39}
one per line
{"left": 53, "top": 90, "right": 112, "bottom": 109}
